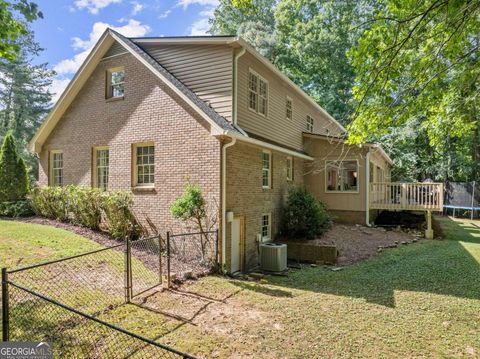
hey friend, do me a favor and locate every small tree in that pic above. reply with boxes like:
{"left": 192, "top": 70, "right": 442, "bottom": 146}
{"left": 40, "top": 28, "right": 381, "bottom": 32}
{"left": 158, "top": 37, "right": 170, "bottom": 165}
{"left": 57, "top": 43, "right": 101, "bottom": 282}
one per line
{"left": 282, "top": 187, "right": 332, "bottom": 239}
{"left": 0, "top": 133, "right": 29, "bottom": 202}
{"left": 170, "top": 182, "right": 210, "bottom": 259}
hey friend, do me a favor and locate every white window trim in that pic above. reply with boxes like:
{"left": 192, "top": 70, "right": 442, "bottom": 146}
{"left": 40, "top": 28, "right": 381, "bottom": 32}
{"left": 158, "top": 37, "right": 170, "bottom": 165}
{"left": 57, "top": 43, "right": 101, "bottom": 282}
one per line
{"left": 325, "top": 159, "right": 360, "bottom": 194}
{"left": 286, "top": 156, "right": 294, "bottom": 182}
{"left": 286, "top": 96, "right": 293, "bottom": 121}
{"left": 92, "top": 146, "right": 109, "bottom": 191}
{"left": 248, "top": 68, "right": 269, "bottom": 118}
{"left": 106, "top": 66, "right": 125, "bottom": 99}
{"left": 261, "top": 213, "right": 272, "bottom": 242}
{"left": 49, "top": 150, "right": 63, "bottom": 187}
{"left": 132, "top": 142, "right": 155, "bottom": 189}
{"left": 262, "top": 150, "right": 272, "bottom": 189}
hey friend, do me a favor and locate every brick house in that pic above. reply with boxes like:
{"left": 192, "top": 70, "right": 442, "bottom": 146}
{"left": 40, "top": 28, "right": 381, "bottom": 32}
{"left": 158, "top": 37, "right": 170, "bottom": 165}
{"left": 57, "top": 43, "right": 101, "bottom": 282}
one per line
{"left": 29, "top": 29, "right": 394, "bottom": 273}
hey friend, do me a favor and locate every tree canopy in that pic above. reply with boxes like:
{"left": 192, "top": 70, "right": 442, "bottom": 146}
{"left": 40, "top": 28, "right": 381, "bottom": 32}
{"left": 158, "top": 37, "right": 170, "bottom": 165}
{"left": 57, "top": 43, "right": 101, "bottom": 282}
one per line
{"left": 0, "top": 0, "right": 42, "bottom": 61}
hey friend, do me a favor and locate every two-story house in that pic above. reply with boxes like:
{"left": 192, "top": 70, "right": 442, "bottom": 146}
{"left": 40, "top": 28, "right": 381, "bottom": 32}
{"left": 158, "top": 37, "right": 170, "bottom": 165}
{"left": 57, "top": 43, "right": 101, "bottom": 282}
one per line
{"left": 29, "top": 29, "right": 393, "bottom": 273}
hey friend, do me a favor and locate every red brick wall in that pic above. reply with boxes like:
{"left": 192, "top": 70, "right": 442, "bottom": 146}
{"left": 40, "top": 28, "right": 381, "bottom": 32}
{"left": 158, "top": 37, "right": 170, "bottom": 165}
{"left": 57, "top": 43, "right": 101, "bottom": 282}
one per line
{"left": 38, "top": 52, "right": 221, "bottom": 235}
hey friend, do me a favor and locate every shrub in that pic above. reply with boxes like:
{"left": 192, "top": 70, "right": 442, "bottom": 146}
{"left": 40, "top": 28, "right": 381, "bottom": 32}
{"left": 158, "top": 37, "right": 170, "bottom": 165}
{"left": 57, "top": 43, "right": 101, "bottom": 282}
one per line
{"left": 30, "top": 186, "right": 140, "bottom": 240}
{"left": 0, "top": 133, "right": 29, "bottom": 203}
{"left": 282, "top": 187, "right": 332, "bottom": 239}
{"left": 0, "top": 200, "right": 33, "bottom": 217}
{"left": 101, "top": 190, "right": 140, "bottom": 240}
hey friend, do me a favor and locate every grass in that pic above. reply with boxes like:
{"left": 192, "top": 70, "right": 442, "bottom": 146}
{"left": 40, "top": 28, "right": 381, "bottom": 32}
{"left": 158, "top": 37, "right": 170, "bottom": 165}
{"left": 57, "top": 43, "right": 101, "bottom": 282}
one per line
{"left": 1, "top": 216, "right": 480, "bottom": 358}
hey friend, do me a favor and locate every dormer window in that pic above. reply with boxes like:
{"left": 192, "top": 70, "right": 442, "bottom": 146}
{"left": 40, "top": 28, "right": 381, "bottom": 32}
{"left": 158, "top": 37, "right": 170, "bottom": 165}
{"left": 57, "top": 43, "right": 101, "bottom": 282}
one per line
{"left": 106, "top": 67, "right": 124, "bottom": 99}
{"left": 248, "top": 70, "right": 268, "bottom": 116}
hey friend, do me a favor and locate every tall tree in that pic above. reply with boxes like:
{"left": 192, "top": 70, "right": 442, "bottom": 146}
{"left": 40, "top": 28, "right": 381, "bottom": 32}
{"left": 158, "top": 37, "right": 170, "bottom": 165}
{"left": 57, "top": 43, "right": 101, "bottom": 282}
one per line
{"left": 0, "top": 132, "right": 28, "bottom": 202}
{"left": 348, "top": 0, "right": 480, "bottom": 180}
{"left": 0, "top": 0, "right": 42, "bottom": 60}
{"left": 208, "top": 0, "right": 277, "bottom": 58}
{"left": 275, "top": 0, "right": 376, "bottom": 124}
{"left": 0, "top": 34, "right": 54, "bottom": 176}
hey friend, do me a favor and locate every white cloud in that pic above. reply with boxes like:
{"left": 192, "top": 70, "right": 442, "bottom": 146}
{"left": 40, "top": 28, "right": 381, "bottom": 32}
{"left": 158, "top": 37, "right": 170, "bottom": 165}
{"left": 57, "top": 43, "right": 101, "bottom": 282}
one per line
{"left": 74, "top": 0, "right": 122, "bottom": 14}
{"left": 177, "top": 0, "right": 218, "bottom": 10}
{"left": 54, "top": 19, "right": 151, "bottom": 75}
{"left": 158, "top": 9, "right": 171, "bottom": 19}
{"left": 189, "top": 18, "right": 210, "bottom": 36}
{"left": 131, "top": 1, "right": 144, "bottom": 15}
{"left": 50, "top": 78, "right": 72, "bottom": 103}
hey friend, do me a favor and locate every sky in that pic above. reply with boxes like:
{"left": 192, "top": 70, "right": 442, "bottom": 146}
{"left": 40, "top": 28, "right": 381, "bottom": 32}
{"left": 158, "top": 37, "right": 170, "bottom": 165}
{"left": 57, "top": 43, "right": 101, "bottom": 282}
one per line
{"left": 31, "top": 0, "right": 221, "bottom": 101}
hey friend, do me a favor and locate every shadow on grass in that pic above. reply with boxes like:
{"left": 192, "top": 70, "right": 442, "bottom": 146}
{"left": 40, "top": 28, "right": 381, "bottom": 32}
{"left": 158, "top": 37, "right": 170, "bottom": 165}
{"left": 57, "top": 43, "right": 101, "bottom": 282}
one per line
{"left": 244, "top": 216, "right": 480, "bottom": 308}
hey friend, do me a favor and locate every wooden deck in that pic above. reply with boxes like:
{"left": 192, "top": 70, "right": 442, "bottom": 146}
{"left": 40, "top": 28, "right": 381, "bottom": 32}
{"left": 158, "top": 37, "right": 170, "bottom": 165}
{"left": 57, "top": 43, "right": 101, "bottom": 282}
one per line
{"left": 370, "top": 182, "right": 444, "bottom": 212}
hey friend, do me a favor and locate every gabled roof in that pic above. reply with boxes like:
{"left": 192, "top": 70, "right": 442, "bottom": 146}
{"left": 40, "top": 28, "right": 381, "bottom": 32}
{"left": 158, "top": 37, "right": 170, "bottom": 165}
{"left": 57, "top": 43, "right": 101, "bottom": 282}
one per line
{"left": 29, "top": 29, "right": 241, "bottom": 153}
{"left": 132, "top": 36, "right": 347, "bottom": 134}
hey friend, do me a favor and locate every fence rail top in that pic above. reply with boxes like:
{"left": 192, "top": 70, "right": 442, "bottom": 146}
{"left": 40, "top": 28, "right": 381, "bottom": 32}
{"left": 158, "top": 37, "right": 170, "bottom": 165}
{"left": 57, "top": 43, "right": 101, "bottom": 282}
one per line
{"left": 6, "top": 243, "right": 124, "bottom": 274}
{"left": 370, "top": 182, "right": 444, "bottom": 186}
{"left": 169, "top": 230, "right": 218, "bottom": 238}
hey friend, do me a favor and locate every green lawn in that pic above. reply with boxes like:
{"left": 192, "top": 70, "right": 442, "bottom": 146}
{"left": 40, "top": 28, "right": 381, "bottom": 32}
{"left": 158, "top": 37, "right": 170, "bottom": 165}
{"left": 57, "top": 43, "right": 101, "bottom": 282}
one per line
{"left": 1, "top": 217, "right": 480, "bottom": 358}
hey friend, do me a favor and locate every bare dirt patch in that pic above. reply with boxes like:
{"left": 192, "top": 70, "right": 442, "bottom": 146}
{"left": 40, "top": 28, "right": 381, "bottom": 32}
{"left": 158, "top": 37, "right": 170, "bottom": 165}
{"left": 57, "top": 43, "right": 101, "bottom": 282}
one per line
{"left": 309, "top": 224, "right": 424, "bottom": 266}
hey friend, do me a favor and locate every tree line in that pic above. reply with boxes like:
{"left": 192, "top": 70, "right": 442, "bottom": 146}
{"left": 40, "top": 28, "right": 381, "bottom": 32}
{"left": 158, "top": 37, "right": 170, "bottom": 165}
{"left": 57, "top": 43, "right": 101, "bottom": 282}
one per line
{"left": 209, "top": 0, "right": 479, "bottom": 182}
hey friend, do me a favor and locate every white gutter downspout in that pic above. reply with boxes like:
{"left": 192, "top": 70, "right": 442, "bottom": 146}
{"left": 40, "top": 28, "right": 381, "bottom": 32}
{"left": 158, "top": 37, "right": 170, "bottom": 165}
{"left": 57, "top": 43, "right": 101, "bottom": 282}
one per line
{"left": 221, "top": 138, "right": 236, "bottom": 267}
{"left": 233, "top": 47, "right": 246, "bottom": 126}
{"left": 365, "top": 150, "right": 371, "bottom": 226}
{"left": 220, "top": 46, "right": 245, "bottom": 268}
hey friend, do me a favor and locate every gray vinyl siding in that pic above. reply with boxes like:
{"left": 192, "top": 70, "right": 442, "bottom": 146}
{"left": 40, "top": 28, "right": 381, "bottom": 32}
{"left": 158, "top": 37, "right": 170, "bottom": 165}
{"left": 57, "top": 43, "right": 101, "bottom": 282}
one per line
{"left": 237, "top": 52, "right": 343, "bottom": 150}
{"left": 103, "top": 42, "right": 127, "bottom": 58}
{"left": 141, "top": 44, "right": 234, "bottom": 121}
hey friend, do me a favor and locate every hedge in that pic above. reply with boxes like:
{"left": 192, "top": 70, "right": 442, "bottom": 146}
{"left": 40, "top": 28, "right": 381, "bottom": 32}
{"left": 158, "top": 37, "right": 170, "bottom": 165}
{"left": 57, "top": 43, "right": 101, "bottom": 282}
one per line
{"left": 30, "top": 186, "right": 140, "bottom": 240}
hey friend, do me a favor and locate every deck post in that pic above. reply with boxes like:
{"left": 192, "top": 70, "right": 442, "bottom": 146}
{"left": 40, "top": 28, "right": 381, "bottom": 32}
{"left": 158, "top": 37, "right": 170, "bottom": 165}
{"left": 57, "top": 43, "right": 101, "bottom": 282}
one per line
{"left": 425, "top": 210, "right": 434, "bottom": 239}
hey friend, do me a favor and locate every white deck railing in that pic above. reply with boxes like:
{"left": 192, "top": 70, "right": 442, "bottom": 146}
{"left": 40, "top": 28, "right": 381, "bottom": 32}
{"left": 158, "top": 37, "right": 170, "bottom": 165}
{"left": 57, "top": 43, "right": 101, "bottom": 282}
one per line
{"left": 370, "top": 182, "right": 444, "bottom": 211}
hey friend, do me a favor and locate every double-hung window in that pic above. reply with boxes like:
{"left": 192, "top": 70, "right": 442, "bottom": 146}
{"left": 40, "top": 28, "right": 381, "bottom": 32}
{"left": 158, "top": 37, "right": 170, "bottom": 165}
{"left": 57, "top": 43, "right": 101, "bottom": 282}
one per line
{"left": 262, "top": 151, "right": 271, "bottom": 188}
{"left": 106, "top": 67, "right": 125, "bottom": 98}
{"left": 306, "top": 115, "right": 314, "bottom": 132}
{"left": 133, "top": 143, "right": 155, "bottom": 187}
{"left": 261, "top": 213, "right": 271, "bottom": 241}
{"left": 286, "top": 97, "right": 293, "bottom": 120}
{"left": 286, "top": 156, "right": 294, "bottom": 181}
{"left": 93, "top": 147, "right": 109, "bottom": 191}
{"left": 49, "top": 151, "right": 63, "bottom": 187}
{"left": 326, "top": 160, "right": 359, "bottom": 192}
{"left": 248, "top": 70, "right": 268, "bottom": 116}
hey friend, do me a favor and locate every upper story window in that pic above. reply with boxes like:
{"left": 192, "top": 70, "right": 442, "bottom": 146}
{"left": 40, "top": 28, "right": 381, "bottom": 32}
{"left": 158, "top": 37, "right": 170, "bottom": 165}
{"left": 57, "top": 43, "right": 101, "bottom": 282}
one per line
{"left": 286, "top": 156, "right": 294, "bottom": 181}
{"left": 286, "top": 97, "right": 293, "bottom": 120}
{"left": 248, "top": 70, "right": 268, "bottom": 116}
{"left": 306, "top": 115, "right": 314, "bottom": 132}
{"left": 93, "top": 147, "right": 109, "bottom": 191}
{"left": 326, "top": 160, "right": 359, "bottom": 193}
{"left": 262, "top": 150, "right": 271, "bottom": 188}
{"left": 133, "top": 143, "right": 155, "bottom": 188}
{"left": 49, "top": 151, "right": 63, "bottom": 187}
{"left": 106, "top": 67, "right": 125, "bottom": 99}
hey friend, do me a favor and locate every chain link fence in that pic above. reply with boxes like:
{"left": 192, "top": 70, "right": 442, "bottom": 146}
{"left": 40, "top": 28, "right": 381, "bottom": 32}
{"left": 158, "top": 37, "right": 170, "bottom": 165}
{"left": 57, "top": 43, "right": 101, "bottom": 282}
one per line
{"left": 2, "top": 228, "right": 219, "bottom": 358}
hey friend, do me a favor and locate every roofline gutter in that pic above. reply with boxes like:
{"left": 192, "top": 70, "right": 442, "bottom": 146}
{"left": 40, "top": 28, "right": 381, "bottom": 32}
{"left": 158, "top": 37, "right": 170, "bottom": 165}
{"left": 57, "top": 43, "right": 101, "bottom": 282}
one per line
{"left": 221, "top": 130, "right": 314, "bottom": 161}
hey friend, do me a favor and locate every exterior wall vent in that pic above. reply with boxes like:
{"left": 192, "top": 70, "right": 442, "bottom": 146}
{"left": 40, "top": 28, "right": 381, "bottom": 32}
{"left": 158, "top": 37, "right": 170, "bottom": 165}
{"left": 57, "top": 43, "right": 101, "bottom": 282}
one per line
{"left": 260, "top": 243, "right": 287, "bottom": 272}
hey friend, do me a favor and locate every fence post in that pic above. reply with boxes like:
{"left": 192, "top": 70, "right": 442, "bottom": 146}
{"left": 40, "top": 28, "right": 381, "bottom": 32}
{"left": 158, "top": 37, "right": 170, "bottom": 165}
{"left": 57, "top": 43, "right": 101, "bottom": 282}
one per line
{"left": 166, "top": 231, "right": 171, "bottom": 289}
{"left": 215, "top": 229, "right": 219, "bottom": 266}
{"left": 125, "top": 236, "right": 132, "bottom": 303}
{"left": 158, "top": 235, "right": 162, "bottom": 285}
{"left": 471, "top": 181, "right": 476, "bottom": 220}
{"left": 2, "top": 268, "right": 9, "bottom": 341}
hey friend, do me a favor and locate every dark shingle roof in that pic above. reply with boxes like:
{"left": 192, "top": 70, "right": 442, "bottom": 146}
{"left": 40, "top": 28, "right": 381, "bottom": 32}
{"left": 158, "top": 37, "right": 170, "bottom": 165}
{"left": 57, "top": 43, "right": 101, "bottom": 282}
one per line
{"left": 109, "top": 29, "right": 241, "bottom": 135}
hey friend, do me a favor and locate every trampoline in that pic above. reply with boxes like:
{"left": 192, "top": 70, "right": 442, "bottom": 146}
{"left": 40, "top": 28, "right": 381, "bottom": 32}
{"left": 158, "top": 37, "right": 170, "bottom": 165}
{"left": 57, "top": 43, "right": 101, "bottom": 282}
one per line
{"left": 443, "top": 181, "right": 479, "bottom": 219}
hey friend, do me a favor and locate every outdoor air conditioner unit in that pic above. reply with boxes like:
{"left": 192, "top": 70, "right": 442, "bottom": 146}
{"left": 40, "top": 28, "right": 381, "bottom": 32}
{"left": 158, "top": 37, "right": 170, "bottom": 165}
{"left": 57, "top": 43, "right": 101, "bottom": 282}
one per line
{"left": 260, "top": 243, "right": 287, "bottom": 272}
